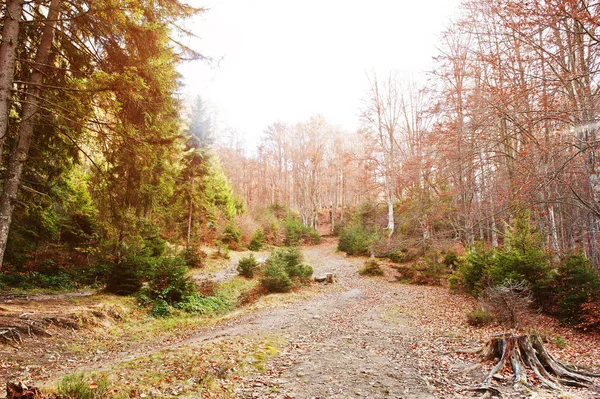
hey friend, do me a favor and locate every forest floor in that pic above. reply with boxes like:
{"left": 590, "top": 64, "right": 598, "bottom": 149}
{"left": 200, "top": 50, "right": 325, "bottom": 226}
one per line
{"left": 1, "top": 238, "right": 600, "bottom": 398}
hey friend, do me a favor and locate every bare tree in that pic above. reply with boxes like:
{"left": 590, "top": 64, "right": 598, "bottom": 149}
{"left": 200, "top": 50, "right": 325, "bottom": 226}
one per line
{"left": 361, "top": 72, "right": 403, "bottom": 238}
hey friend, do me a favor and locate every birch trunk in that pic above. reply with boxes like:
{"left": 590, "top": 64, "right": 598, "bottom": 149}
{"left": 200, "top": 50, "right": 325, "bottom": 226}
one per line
{"left": 187, "top": 175, "right": 194, "bottom": 246}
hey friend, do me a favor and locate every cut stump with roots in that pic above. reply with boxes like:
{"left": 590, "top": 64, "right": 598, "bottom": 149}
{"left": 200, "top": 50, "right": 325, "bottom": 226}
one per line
{"left": 472, "top": 334, "right": 600, "bottom": 395}
{"left": 6, "top": 382, "right": 45, "bottom": 399}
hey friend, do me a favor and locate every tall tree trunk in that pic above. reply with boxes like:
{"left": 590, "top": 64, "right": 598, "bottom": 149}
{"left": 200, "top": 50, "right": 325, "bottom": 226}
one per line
{"left": 0, "top": 0, "right": 24, "bottom": 159}
{"left": 187, "top": 175, "right": 194, "bottom": 246}
{"left": 0, "top": 0, "right": 61, "bottom": 269}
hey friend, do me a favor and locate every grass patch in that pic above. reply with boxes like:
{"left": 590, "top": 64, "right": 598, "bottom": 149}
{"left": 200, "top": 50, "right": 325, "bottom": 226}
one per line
{"left": 55, "top": 372, "right": 127, "bottom": 399}
{"left": 466, "top": 308, "right": 495, "bottom": 326}
{"left": 359, "top": 259, "right": 384, "bottom": 276}
{"left": 89, "top": 335, "right": 286, "bottom": 398}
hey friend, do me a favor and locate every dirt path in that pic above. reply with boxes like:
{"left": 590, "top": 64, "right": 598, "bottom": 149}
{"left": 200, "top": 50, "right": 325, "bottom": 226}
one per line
{"left": 2, "top": 239, "right": 599, "bottom": 398}
{"left": 226, "top": 241, "right": 437, "bottom": 398}
{"left": 111, "top": 239, "right": 437, "bottom": 398}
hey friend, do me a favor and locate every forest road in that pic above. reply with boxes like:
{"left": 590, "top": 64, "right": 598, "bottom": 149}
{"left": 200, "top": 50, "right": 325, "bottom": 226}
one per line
{"left": 180, "top": 238, "right": 439, "bottom": 399}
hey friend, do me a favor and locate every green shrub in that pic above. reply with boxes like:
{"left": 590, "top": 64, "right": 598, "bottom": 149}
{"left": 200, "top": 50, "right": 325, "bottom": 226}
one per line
{"left": 237, "top": 254, "right": 260, "bottom": 278}
{"left": 412, "top": 252, "right": 446, "bottom": 285}
{"left": 133, "top": 254, "right": 209, "bottom": 316}
{"left": 150, "top": 298, "right": 171, "bottom": 317}
{"left": 387, "top": 248, "right": 420, "bottom": 264}
{"left": 279, "top": 247, "right": 302, "bottom": 270}
{"left": 259, "top": 247, "right": 313, "bottom": 292}
{"left": 337, "top": 222, "right": 377, "bottom": 256}
{"left": 0, "top": 272, "right": 32, "bottom": 290}
{"left": 448, "top": 274, "right": 460, "bottom": 293}
{"left": 359, "top": 259, "right": 384, "bottom": 276}
{"left": 489, "top": 211, "right": 552, "bottom": 301}
{"left": 283, "top": 217, "right": 320, "bottom": 246}
{"left": 0, "top": 271, "right": 77, "bottom": 291}
{"left": 466, "top": 308, "right": 495, "bottom": 326}
{"left": 106, "top": 253, "right": 149, "bottom": 295}
{"left": 143, "top": 234, "right": 167, "bottom": 257}
{"left": 307, "top": 228, "right": 321, "bottom": 244}
{"left": 221, "top": 223, "right": 241, "bottom": 247}
{"left": 146, "top": 256, "right": 194, "bottom": 304}
{"left": 260, "top": 260, "right": 293, "bottom": 293}
{"left": 273, "top": 247, "right": 313, "bottom": 280}
{"left": 248, "top": 228, "right": 265, "bottom": 251}
{"left": 457, "top": 242, "right": 494, "bottom": 296}
{"left": 553, "top": 253, "right": 600, "bottom": 324}
{"left": 35, "top": 272, "right": 76, "bottom": 290}
{"left": 181, "top": 246, "right": 204, "bottom": 268}
{"left": 443, "top": 251, "right": 459, "bottom": 268}
{"left": 283, "top": 217, "right": 304, "bottom": 246}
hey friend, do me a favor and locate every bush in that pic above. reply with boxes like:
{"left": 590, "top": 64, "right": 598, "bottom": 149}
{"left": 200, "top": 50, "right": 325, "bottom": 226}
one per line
{"left": 479, "top": 279, "right": 533, "bottom": 328}
{"left": 283, "top": 216, "right": 320, "bottom": 246}
{"left": 106, "top": 252, "right": 149, "bottom": 295}
{"left": 145, "top": 256, "right": 194, "bottom": 304}
{"left": 443, "top": 251, "right": 459, "bottom": 268}
{"left": 260, "top": 260, "right": 293, "bottom": 293}
{"left": 387, "top": 248, "right": 420, "bottom": 264}
{"left": 221, "top": 223, "right": 241, "bottom": 248}
{"left": 0, "top": 271, "right": 77, "bottom": 291}
{"left": 412, "top": 252, "right": 446, "bottom": 285}
{"left": 307, "top": 228, "right": 321, "bottom": 244}
{"left": 272, "top": 247, "right": 313, "bottom": 280}
{"left": 553, "top": 253, "right": 600, "bottom": 325}
{"left": 359, "top": 259, "right": 384, "bottom": 276}
{"left": 283, "top": 217, "right": 304, "bottom": 246}
{"left": 237, "top": 254, "right": 260, "bottom": 278}
{"left": 457, "top": 242, "right": 494, "bottom": 296}
{"left": 278, "top": 247, "right": 302, "bottom": 271}
{"left": 143, "top": 234, "right": 166, "bottom": 257}
{"left": 337, "top": 222, "right": 377, "bottom": 256}
{"left": 490, "top": 249, "right": 551, "bottom": 300}
{"left": 135, "top": 255, "right": 232, "bottom": 317}
{"left": 489, "top": 211, "right": 552, "bottom": 301}
{"left": 150, "top": 298, "right": 171, "bottom": 317}
{"left": 260, "top": 247, "right": 313, "bottom": 292}
{"left": 448, "top": 274, "right": 460, "bottom": 293}
{"left": 466, "top": 308, "right": 495, "bottom": 326}
{"left": 248, "top": 228, "right": 265, "bottom": 251}
{"left": 181, "top": 246, "right": 204, "bottom": 268}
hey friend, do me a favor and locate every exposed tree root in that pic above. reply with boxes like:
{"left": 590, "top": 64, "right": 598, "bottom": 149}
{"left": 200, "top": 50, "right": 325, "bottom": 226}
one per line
{"left": 0, "top": 327, "right": 23, "bottom": 346}
{"left": 6, "top": 382, "right": 45, "bottom": 399}
{"left": 473, "top": 333, "right": 600, "bottom": 395}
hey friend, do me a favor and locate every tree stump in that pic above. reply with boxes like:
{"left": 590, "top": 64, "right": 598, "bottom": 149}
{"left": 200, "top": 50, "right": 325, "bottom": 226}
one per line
{"left": 473, "top": 334, "right": 599, "bottom": 394}
{"left": 314, "top": 273, "right": 336, "bottom": 284}
{"left": 6, "top": 382, "right": 45, "bottom": 399}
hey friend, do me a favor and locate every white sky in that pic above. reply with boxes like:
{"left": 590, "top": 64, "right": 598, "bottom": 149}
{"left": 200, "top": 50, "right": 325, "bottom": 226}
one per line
{"left": 178, "top": 0, "right": 462, "bottom": 147}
